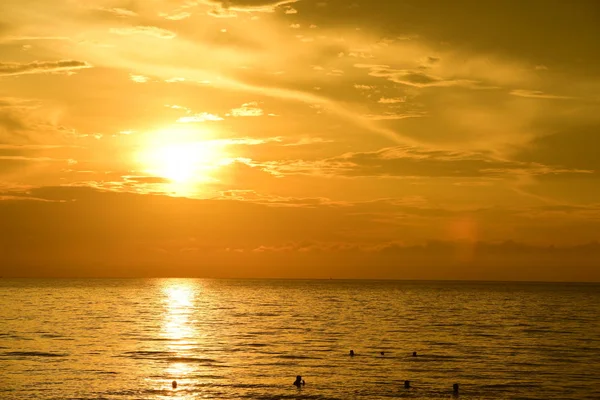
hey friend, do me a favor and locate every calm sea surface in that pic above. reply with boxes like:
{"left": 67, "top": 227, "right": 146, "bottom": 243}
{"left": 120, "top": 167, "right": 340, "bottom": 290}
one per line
{"left": 1, "top": 279, "right": 599, "bottom": 400}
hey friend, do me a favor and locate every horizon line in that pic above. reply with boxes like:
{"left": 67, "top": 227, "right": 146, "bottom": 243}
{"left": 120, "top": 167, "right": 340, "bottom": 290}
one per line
{"left": 1, "top": 276, "right": 599, "bottom": 284}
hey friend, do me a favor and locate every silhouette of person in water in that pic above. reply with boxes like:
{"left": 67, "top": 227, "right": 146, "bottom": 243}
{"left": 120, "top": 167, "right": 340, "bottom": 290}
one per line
{"left": 349, "top": 350, "right": 355, "bottom": 357}
{"left": 380, "top": 351, "right": 385, "bottom": 356}
{"left": 453, "top": 383, "right": 459, "bottom": 396}
{"left": 293, "top": 375, "right": 305, "bottom": 387}
{"left": 172, "top": 380, "right": 177, "bottom": 389}
{"left": 412, "top": 351, "right": 417, "bottom": 357}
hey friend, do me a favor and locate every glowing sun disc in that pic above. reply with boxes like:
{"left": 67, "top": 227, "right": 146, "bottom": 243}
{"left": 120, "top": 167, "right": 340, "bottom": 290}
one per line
{"left": 136, "top": 128, "right": 226, "bottom": 184}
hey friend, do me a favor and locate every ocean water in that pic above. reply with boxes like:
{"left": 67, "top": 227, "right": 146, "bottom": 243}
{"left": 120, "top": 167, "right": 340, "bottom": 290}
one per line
{"left": 0, "top": 279, "right": 599, "bottom": 400}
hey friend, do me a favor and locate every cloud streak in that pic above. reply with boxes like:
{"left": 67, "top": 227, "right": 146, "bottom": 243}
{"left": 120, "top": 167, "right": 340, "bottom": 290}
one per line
{"left": 109, "top": 26, "right": 176, "bottom": 39}
{"left": 354, "top": 64, "right": 477, "bottom": 88}
{"left": 95, "top": 7, "right": 138, "bottom": 18}
{"left": 228, "top": 102, "right": 264, "bottom": 117}
{"left": 0, "top": 60, "right": 91, "bottom": 76}
{"left": 254, "top": 146, "right": 593, "bottom": 179}
{"left": 510, "top": 89, "right": 574, "bottom": 100}
{"left": 201, "top": 0, "right": 299, "bottom": 13}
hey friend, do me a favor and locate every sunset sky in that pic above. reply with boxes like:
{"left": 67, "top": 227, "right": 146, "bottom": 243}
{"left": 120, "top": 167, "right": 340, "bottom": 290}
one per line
{"left": 1, "top": 0, "right": 599, "bottom": 281}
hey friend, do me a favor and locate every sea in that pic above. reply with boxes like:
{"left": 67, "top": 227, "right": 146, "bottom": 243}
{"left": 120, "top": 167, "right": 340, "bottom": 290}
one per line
{"left": 1, "top": 279, "right": 599, "bottom": 400}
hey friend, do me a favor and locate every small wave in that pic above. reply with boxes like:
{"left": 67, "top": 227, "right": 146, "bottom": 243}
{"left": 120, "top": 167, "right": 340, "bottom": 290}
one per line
{"left": 121, "top": 352, "right": 225, "bottom": 365}
{"left": 252, "top": 394, "right": 343, "bottom": 400}
{"left": 481, "top": 383, "right": 539, "bottom": 389}
{"left": 276, "top": 355, "right": 322, "bottom": 360}
{"left": 120, "top": 351, "right": 178, "bottom": 360}
{"left": 508, "top": 361, "right": 543, "bottom": 367}
{"left": 522, "top": 328, "right": 553, "bottom": 334}
{"left": 123, "top": 351, "right": 174, "bottom": 357}
{"left": 307, "top": 363, "right": 336, "bottom": 369}
{"left": 2, "top": 351, "right": 68, "bottom": 357}
{"left": 255, "top": 361, "right": 296, "bottom": 366}
{"left": 231, "top": 383, "right": 272, "bottom": 389}
{"left": 143, "top": 388, "right": 196, "bottom": 396}
{"left": 0, "top": 333, "right": 31, "bottom": 341}
{"left": 103, "top": 389, "right": 140, "bottom": 396}
{"left": 39, "top": 333, "right": 66, "bottom": 339}
{"left": 471, "top": 332, "right": 498, "bottom": 337}
{"left": 423, "top": 341, "right": 458, "bottom": 346}
{"left": 414, "top": 354, "right": 457, "bottom": 359}
{"left": 68, "top": 398, "right": 111, "bottom": 400}
{"left": 149, "top": 373, "right": 226, "bottom": 380}
{"left": 165, "top": 357, "right": 220, "bottom": 364}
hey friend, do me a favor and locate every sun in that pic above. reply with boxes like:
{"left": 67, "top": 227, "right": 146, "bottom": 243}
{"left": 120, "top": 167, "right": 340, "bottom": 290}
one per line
{"left": 135, "top": 126, "right": 229, "bottom": 186}
{"left": 145, "top": 141, "right": 218, "bottom": 183}
{"left": 153, "top": 144, "right": 197, "bottom": 183}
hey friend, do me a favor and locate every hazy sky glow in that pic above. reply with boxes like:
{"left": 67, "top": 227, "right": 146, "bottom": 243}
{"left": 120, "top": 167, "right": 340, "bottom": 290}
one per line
{"left": 1, "top": 0, "right": 599, "bottom": 280}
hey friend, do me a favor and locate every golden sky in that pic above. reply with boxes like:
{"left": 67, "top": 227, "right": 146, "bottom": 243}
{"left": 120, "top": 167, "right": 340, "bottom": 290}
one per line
{"left": 1, "top": 0, "right": 599, "bottom": 280}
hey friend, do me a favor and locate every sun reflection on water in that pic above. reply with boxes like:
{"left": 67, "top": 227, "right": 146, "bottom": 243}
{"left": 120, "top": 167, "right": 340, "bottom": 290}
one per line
{"left": 165, "top": 284, "right": 194, "bottom": 309}
{"left": 160, "top": 279, "right": 201, "bottom": 389}
{"left": 162, "top": 281, "right": 196, "bottom": 341}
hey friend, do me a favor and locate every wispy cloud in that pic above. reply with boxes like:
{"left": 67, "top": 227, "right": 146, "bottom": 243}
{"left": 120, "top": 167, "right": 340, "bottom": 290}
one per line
{"left": 354, "top": 84, "right": 376, "bottom": 90}
{"left": 159, "top": 11, "right": 192, "bottom": 20}
{"left": 364, "top": 112, "right": 426, "bottom": 120}
{"left": 1, "top": 36, "right": 71, "bottom": 42}
{"left": 201, "top": 0, "right": 299, "bottom": 13}
{"left": 0, "top": 144, "right": 79, "bottom": 150}
{"left": 220, "top": 137, "right": 283, "bottom": 146}
{"left": 165, "top": 104, "right": 224, "bottom": 122}
{"left": 95, "top": 7, "right": 138, "bottom": 17}
{"left": 207, "top": 8, "right": 238, "bottom": 18}
{"left": 254, "top": 146, "right": 593, "bottom": 179}
{"left": 282, "top": 137, "right": 334, "bottom": 146}
{"left": 228, "top": 102, "right": 264, "bottom": 117}
{"left": 0, "top": 156, "right": 77, "bottom": 164}
{"left": 510, "top": 89, "right": 574, "bottom": 100}
{"left": 109, "top": 26, "right": 176, "bottom": 39}
{"left": 0, "top": 60, "right": 91, "bottom": 76}
{"left": 378, "top": 97, "right": 406, "bottom": 104}
{"left": 130, "top": 74, "right": 149, "bottom": 83}
{"left": 355, "top": 64, "right": 476, "bottom": 88}
{"left": 177, "top": 113, "right": 224, "bottom": 123}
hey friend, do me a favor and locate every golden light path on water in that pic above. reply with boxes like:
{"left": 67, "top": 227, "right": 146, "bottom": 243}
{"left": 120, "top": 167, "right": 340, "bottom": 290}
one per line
{"left": 159, "top": 280, "right": 201, "bottom": 398}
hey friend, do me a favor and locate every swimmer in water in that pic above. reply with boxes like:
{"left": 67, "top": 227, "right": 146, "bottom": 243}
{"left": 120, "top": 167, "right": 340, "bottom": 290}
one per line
{"left": 293, "top": 375, "right": 305, "bottom": 387}
{"left": 349, "top": 350, "right": 355, "bottom": 357}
